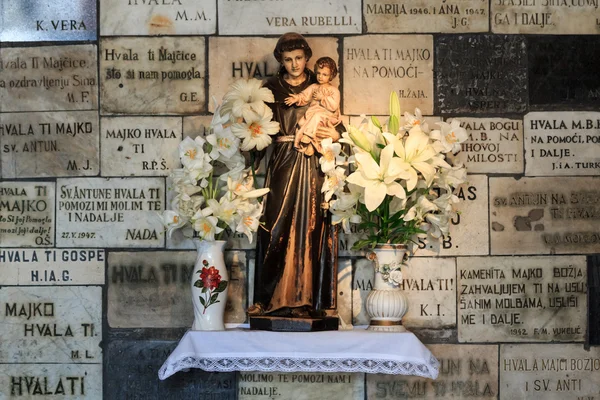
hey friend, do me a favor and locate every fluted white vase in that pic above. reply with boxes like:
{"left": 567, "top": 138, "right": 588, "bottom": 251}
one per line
{"left": 366, "top": 244, "right": 409, "bottom": 332}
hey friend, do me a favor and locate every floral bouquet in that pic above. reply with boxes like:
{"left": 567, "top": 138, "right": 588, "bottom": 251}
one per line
{"left": 159, "top": 78, "right": 279, "bottom": 243}
{"left": 319, "top": 92, "right": 468, "bottom": 282}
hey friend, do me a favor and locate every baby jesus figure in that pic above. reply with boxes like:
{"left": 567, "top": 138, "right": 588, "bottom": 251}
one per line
{"left": 285, "top": 57, "right": 341, "bottom": 156}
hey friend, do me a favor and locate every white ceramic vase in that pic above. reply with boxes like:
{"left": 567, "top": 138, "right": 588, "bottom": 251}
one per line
{"left": 191, "top": 239, "right": 229, "bottom": 331}
{"left": 366, "top": 244, "right": 409, "bottom": 332}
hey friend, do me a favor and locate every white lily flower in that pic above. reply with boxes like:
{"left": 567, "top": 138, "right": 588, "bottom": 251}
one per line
{"left": 436, "top": 164, "right": 468, "bottom": 190}
{"left": 322, "top": 167, "right": 347, "bottom": 202}
{"left": 431, "top": 119, "right": 468, "bottom": 154}
{"left": 330, "top": 206, "right": 361, "bottom": 234}
{"left": 404, "top": 195, "right": 438, "bottom": 222}
{"left": 192, "top": 208, "right": 223, "bottom": 241}
{"left": 207, "top": 198, "right": 238, "bottom": 231}
{"left": 221, "top": 78, "right": 275, "bottom": 121}
{"left": 231, "top": 107, "right": 280, "bottom": 151}
{"left": 424, "top": 213, "right": 450, "bottom": 239}
{"left": 179, "top": 136, "right": 207, "bottom": 169}
{"left": 206, "top": 127, "right": 240, "bottom": 159}
{"left": 236, "top": 203, "right": 263, "bottom": 243}
{"left": 319, "top": 138, "right": 342, "bottom": 173}
{"left": 159, "top": 210, "right": 188, "bottom": 238}
{"left": 403, "top": 108, "right": 429, "bottom": 132}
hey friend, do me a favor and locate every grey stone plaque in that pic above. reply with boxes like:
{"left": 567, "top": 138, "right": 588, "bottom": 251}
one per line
{"left": 344, "top": 35, "right": 434, "bottom": 115}
{"left": 458, "top": 256, "right": 587, "bottom": 343}
{"left": 0, "top": 364, "right": 102, "bottom": 398}
{"left": 0, "top": 249, "right": 105, "bottom": 285}
{"left": 0, "top": 45, "right": 98, "bottom": 112}
{"left": 364, "top": 0, "right": 489, "bottom": 33}
{"left": 501, "top": 344, "right": 600, "bottom": 400}
{"left": 101, "top": 116, "right": 182, "bottom": 177}
{"left": 0, "top": 181, "right": 54, "bottom": 247}
{"left": 492, "top": 1, "right": 600, "bottom": 34}
{"left": 238, "top": 372, "right": 364, "bottom": 400}
{"left": 56, "top": 177, "right": 165, "bottom": 248}
{"left": 452, "top": 118, "right": 524, "bottom": 174}
{"left": 218, "top": 0, "right": 361, "bottom": 35}
{"left": 0, "top": 286, "right": 102, "bottom": 363}
{"left": 1, "top": 0, "right": 97, "bottom": 42}
{"left": 368, "top": 344, "right": 498, "bottom": 399}
{"left": 100, "top": 0, "right": 217, "bottom": 36}
{"left": 100, "top": 37, "right": 205, "bottom": 115}
{"left": 490, "top": 177, "right": 600, "bottom": 255}
{"left": 524, "top": 112, "right": 600, "bottom": 176}
{"left": 105, "top": 340, "right": 236, "bottom": 400}
{"left": 1, "top": 111, "right": 99, "bottom": 178}
{"left": 108, "top": 250, "right": 247, "bottom": 328}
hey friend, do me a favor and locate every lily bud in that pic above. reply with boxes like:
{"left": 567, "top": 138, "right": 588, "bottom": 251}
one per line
{"left": 347, "top": 125, "right": 372, "bottom": 153}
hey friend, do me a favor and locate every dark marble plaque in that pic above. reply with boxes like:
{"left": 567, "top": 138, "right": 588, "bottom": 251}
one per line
{"left": 436, "top": 35, "right": 528, "bottom": 114}
{"left": 105, "top": 340, "right": 236, "bottom": 400}
{"left": 590, "top": 255, "right": 600, "bottom": 346}
{"left": 528, "top": 36, "right": 600, "bottom": 108}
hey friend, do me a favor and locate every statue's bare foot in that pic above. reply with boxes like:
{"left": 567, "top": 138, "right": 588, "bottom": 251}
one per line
{"left": 247, "top": 303, "right": 265, "bottom": 316}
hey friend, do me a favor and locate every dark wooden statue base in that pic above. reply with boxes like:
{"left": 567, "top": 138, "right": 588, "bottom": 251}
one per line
{"left": 249, "top": 316, "right": 339, "bottom": 332}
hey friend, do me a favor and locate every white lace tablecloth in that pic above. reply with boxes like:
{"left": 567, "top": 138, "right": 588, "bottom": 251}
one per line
{"left": 158, "top": 329, "right": 439, "bottom": 380}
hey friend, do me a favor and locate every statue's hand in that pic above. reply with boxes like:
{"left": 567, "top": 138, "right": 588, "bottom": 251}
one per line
{"left": 284, "top": 96, "right": 297, "bottom": 106}
{"left": 315, "top": 121, "right": 340, "bottom": 142}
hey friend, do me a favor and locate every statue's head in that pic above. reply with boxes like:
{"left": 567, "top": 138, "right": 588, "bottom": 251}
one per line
{"left": 273, "top": 32, "right": 312, "bottom": 63}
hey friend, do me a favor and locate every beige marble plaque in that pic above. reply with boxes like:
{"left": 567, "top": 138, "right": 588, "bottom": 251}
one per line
{"left": 1, "top": 111, "right": 99, "bottom": 178}
{"left": 101, "top": 116, "right": 182, "bottom": 176}
{"left": 56, "top": 177, "right": 164, "bottom": 248}
{"left": 452, "top": 118, "right": 524, "bottom": 174}
{"left": 492, "top": 2, "right": 600, "bottom": 34}
{"left": 218, "top": 0, "right": 361, "bottom": 35}
{"left": 0, "top": 181, "right": 54, "bottom": 247}
{"left": 0, "top": 364, "right": 102, "bottom": 398}
{"left": 239, "top": 372, "right": 364, "bottom": 400}
{"left": 524, "top": 112, "right": 600, "bottom": 176}
{"left": 0, "top": 45, "right": 98, "bottom": 112}
{"left": 208, "top": 36, "right": 339, "bottom": 114}
{"left": 367, "top": 344, "right": 498, "bottom": 399}
{"left": 501, "top": 344, "right": 600, "bottom": 399}
{"left": 458, "top": 256, "right": 587, "bottom": 343}
{"left": 0, "top": 286, "right": 102, "bottom": 363}
{"left": 365, "top": 0, "right": 489, "bottom": 33}
{"left": 490, "top": 177, "right": 600, "bottom": 254}
{"left": 337, "top": 259, "right": 354, "bottom": 329}
{"left": 100, "top": 0, "right": 216, "bottom": 35}
{"left": 100, "top": 37, "right": 205, "bottom": 114}
{"left": 0, "top": 249, "right": 105, "bottom": 285}
{"left": 353, "top": 257, "right": 456, "bottom": 328}
{"left": 343, "top": 35, "right": 433, "bottom": 115}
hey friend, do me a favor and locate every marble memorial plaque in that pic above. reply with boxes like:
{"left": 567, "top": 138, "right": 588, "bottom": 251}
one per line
{"left": 0, "top": 364, "right": 102, "bottom": 398}
{"left": 100, "top": 37, "right": 205, "bottom": 115}
{"left": 528, "top": 36, "right": 600, "bottom": 107}
{"left": 337, "top": 259, "right": 354, "bottom": 329}
{"left": 101, "top": 116, "right": 182, "bottom": 176}
{"left": 364, "top": 0, "right": 488, "bottom": 33}
{"left": 458, "top": 256, "right": 587, "bottom": 343}
{"left": 344, "top": 35, "right": 434, "bottom": 115}
{"left": 1, "top": 0, "right": 97, "bottom": 42}
{"left": 0, "top": 45, "right": 98, "bottom": 112}
{"left": 208, "top": 36, "right": 339, "bottom": 114}
{"left": 367, "top": 344, "right": 498, "bottom": 399}
{"left": 353, "top": 258, "right": 456, "bottom": 328}
{"left": 525, "top": 112, "right": 600, "bottom": 176}
{"left": 238, "top": 372, "right": 364, "bottom": 400}
{"left": 100, "top": 0, "right": 217, "bottom": 36}
{"left": 490, "top": 177, "right": 600, "bottom": 255}
{"left": 0, "top": 286, "right": 102, "bottom": 363}
{"left": 436, "top": 35, "right": 527, "bottom": 114}
{"left": 1, "top": 111, "right": 99, "bottom": 178}
{"left": 0, "top": 181, "right": 54, "bottom": 247}
{"left": 452, "top": 118, "right": 524, "bottom": 174}
{"left": 492, "top": 1, "right": 600, "bottom": 34}
{"left": 0, "top": 249, "right": 105, "bottom": 286}
{"left": 501, "top": 344, "right": 600, "bottom": 400}
{"left": 218, "top": 0, "right": 361, "bottom": 35}
{"left": 105, "top": 340, "right": 236, "bottom": 400}
{"left": 56, "top": 177, "right": 164, "bottom": 248}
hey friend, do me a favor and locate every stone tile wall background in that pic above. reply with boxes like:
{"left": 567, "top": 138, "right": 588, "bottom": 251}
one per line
{"left": 1, "top": 1, "right": 599, "bottom": 399}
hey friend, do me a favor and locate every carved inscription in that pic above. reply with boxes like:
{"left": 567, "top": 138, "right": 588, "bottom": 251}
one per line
{"left": 0, "top": 182, "right": 54, "bottom": 247}
{"left": 490, "top": 177, "right": 600, "bottom": 254}
{"left": 1, "top": 111, "right": 99, "bottom": 178}
{"left": 501, "top": 344, "right": 600, "bottom": 399}
{"left": 525, "top": 112, "right": 600, "bottom": 176}
{"left": 368, "top": 344, "right": 498, "bottom": 399}
{"left": 0, "top": 249, "right": 104, "bottom": 285}
{"left": 0, "top": 45, "right": 98, "bottom": 112}
{"left": 0, "top": 286, "right": 102, "bottom": 363}
{"left": 100, "top": 37, "right": 205, "bottom": 114}
{"left": 56, "top": 178, "right": 164, "bottom": 247}
{"left": 344, "top": 35, "right": 434, "bottom": 115}
{"left": 364, "top": 0, "right": 489, "bottom": 33}
{"left": 458, "top": 256, "right": 587, "bottom": 342}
